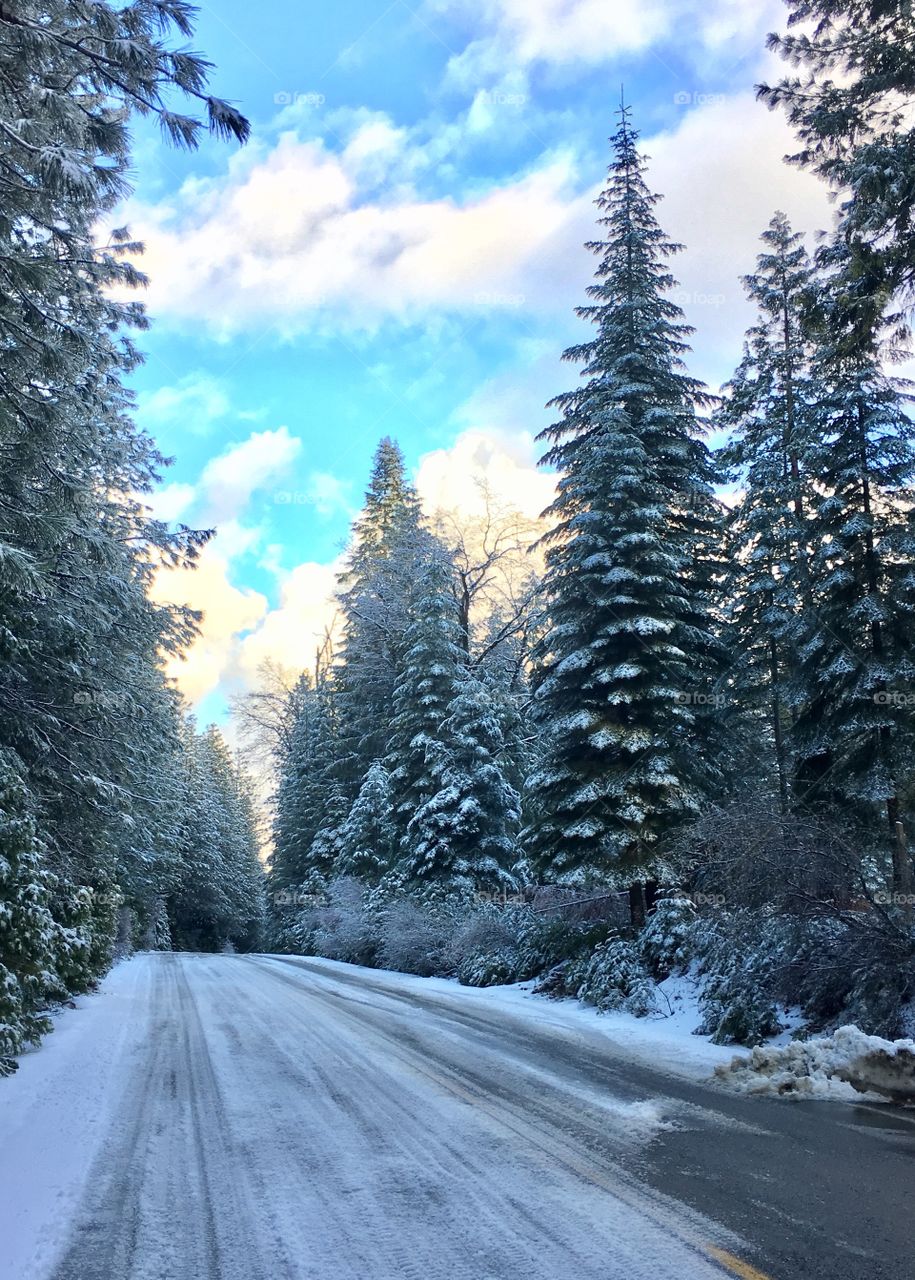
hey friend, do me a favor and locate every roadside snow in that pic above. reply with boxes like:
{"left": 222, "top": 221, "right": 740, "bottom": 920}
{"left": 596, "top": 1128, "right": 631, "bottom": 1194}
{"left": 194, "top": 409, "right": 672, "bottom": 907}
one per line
{"left": 716, "top": 1026, "right": 915, "bottom": 1103}
{"left": 279, "top": 956, "right": 741, "bottom": 1080}
{"left": 0, "top": 955, "right": 153, "bottom": 1280}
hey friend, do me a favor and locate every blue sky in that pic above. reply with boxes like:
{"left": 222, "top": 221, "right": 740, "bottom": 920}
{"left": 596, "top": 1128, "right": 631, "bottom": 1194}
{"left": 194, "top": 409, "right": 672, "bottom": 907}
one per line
{"left": 127, "top": 0, "right": 832, "bottom": 722}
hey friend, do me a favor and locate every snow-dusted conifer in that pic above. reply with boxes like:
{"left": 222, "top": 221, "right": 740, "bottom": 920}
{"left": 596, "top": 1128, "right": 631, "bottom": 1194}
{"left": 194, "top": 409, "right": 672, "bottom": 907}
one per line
{"left": 791, "top": 321, "right": 915, "bottom": 866}
{"left": 336, "top": 439, "right": 425, "bottom": 789}
{"left": 717, "top": 213, "right": 818, "bottom": 804}
{"left": 530, "top": 104, "right": 723, "bottom": 883}
{"left": 387, "top": 542, "right": 464, "bottom": 848}
{"left": 404, "top": 675, "right": 520, "bottom": 893}
{"left": 336, "top": 761, "right": 396, "bottom": 883}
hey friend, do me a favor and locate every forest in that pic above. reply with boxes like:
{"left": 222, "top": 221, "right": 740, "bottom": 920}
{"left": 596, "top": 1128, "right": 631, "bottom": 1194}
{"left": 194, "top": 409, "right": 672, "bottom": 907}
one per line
{"left": 3, "top": 0, "right": 915, "bottom": 1077}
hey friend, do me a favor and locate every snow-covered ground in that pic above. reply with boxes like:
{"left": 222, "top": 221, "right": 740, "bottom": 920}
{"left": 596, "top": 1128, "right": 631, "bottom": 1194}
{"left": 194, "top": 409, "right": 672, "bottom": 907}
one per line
{"left": 5, "top": 951, "right": 915, "bottom": 1280}
{"left": 0, "top": 957, "right": 154, "bottom": 1279}
{"left": 0, "top": 952, "right": 749, "bottom": 1280}
{"left": 281, "top": 955, "right": 795, "bottom": 1082}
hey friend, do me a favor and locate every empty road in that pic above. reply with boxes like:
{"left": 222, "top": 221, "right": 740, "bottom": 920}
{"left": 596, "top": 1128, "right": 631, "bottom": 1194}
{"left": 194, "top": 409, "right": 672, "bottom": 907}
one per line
{"left": 1, "top": 952, "right": 913, "bottom": 1280}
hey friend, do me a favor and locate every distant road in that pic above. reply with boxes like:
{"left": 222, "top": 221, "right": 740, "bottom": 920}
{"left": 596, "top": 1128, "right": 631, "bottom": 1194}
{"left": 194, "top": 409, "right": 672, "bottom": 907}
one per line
{"left": 2, "top": 952, "right": 913, "bottom": 1280}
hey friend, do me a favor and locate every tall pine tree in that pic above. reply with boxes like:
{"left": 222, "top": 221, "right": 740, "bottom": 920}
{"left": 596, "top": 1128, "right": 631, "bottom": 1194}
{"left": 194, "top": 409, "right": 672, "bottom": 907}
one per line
{"left": 717, "top": 213, "right": 818, "bottom": 807}
{"left": 530, "top": 104, "right": 723, "bottom": 885}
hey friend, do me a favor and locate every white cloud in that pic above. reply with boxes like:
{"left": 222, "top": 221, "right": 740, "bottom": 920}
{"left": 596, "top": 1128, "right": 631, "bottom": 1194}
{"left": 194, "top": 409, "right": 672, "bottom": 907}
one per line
{"left": 429, "top": 0, "right": 783, "bottom": 89}
{"left": 136, "top": 372, "right": 229, "bottom": 435}
{"left": 152, "top": 549, "right": 268, "bottom": 703}
{"left": 303, "top": 471, "right": 354, "bottom": 519}
{"left": 123, "top": 137, "right": 585, "bottom": 333}
{"left": 122, "top": 88, "right": 828, "bottom": 371}
{"left": 198, "top": 425, "right": 303, "bottom": 523}
{"left": 646, "top": 91, "right": 832, "bottom": 387}
{"left": 237, "top": 559, "right": 342, "bottom": 686}
{"left": 147, "top": 481, "right": 196, "bottom": 522}
{"left": 416, "top": 427, "right": 555, "bottom": 524}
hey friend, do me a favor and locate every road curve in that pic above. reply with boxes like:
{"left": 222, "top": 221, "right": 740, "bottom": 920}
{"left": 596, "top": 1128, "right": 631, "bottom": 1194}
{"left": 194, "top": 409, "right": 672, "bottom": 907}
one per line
{"left": 4, "top": 953, "right": 913, "bottom": 1280}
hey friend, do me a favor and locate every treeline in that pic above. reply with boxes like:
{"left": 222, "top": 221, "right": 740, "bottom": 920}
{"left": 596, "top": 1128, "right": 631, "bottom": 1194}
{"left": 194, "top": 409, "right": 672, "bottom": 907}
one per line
{"left": 0, "top": 2, "right": 261, "bottom": 1075}
{"left": 266, "top": 4, "right": 915, "bottom": 1035}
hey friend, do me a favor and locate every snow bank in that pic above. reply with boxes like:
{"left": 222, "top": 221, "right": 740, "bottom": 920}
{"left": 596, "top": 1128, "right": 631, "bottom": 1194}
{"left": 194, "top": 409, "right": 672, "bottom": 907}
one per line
{"left": 716, "top": 1025, "right": 915, "bottom": 1103}
{"left": 0, "top": 955, "right": 153, "bottom": 1280}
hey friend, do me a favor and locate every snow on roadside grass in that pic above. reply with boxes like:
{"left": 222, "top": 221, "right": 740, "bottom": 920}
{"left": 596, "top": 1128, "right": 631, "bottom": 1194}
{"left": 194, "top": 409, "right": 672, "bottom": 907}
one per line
{"left": 715, "top": 1026, "right": 915, "bottom": 1103}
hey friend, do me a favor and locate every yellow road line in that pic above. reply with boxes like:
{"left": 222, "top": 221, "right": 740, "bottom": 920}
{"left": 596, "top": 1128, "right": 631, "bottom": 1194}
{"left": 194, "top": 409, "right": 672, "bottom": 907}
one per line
{"left": 706, "top": 1244, "right": 775, "bottom": 1280}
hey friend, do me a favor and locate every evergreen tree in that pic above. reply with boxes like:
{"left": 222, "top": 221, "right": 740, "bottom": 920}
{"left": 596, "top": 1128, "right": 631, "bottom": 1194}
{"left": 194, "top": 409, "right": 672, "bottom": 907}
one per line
{"left": 169, "top": 726, "right": 264, "bottom": 952}
{"left": 335, "top": 439, "right": 426, "bottom": 789}
{"left": 404, "top": 675, "right": 520, "bottom": 894}
{"left": 336, "top": 761, "right": 396, "bottom": 883}
{"left": 790, "top": 321, "right": 915, "bottom": 874}
{"left": 0, "top": 750, "right": 56, "bottom": 1076}
{"left": 760, "top": 0, "right": 915, "bottom": 337}
{"left": 387, "top": 542, "right": 464, "bottom": 851}
{"left": 530, "top": 104, "right": 724, "bottom": 884}
{"left": 717, "top": 213, "right": 818, "bottom": 806}
{"left": 270, "top": 675, "right": 345, "bottom": 926}
{"left": 0, "top": 0, "right": 249, "bottom": 1047}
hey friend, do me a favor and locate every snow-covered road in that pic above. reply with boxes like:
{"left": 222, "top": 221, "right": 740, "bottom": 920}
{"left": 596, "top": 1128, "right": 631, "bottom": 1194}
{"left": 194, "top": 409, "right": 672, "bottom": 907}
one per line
{"left": 2, "top": 953, "right": 913, "bottom": 1280}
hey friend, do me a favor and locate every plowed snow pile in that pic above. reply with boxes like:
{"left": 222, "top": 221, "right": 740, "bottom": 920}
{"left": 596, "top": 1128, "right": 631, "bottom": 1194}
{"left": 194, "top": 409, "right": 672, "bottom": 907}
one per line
{"left": 716, "top": 1025, "right": 915, "bottom": 1103}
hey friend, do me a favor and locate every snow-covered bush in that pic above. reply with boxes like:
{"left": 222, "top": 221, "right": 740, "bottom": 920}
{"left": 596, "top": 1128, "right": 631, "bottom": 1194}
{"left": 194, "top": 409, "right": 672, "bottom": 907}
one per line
{"left": 377, "top": 899, "right": 455, "bottom": 976}
{"left": 573, "top": 937, "right": 658, "bottom": 1016}
{"left": 457, "top": 948, "right": 521, "bottom": 987}
{"left": 639, "top": 896, "right": 698, "bottom": 977}
{"left": 688, "top": 904, "right": 915, "bottom": 1043}
{"left": 450, "top": 904, "right": 525, "bottom": 986}
{"left": 697, "top": 967, "right": 783, "bottom": 1046}
{"left": 302, "top": 878, "right": 380, "bottom": 967}
{"left": 688, "top": 910, "right": 783, "bottom": 1045}
{"left": 517, "top": 913, "right": 610, "bottom": 979}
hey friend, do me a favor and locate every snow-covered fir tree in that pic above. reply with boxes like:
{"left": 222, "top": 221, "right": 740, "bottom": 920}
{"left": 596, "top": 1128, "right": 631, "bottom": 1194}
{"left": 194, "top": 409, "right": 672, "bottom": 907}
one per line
{"left": 270, "top": 676, "right": 341, "bottom": 893}
{"left": 0, "top": 0, "right": 255, "bottom": 1059}
{"left": 387, "top": 541, "right": 465, "bottom": 855}
{"left": 0, "top": 750, "right": 56, "bottom": 1076}
{"left": 335, "top": 439, "right": 426, "bottom": 791}
{"left": 403, "top": 674, "right": 520, "bottom": 894}
{"left": 335, "top": 761, "right": 397, "bottom": 884}
{"left": 717, "top": 213, "right": 819, "bottom": 806}
{"left": 760, "top": 0, "right": 915, "bottom": 338}
{"left": 529, "top": 104, "right": 724, "bottom": 884}
{"left": 790, "top": 310, "right": 915, "bottom": 871}
{"left": 169, "top": 726, "right": 264, "bottom": 953}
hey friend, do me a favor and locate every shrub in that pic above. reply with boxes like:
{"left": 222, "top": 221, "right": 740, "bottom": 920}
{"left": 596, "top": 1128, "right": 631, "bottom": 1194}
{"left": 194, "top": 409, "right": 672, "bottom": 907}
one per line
{"left": 450, "top": 904, "right": 524, "bottom": 986}
{"left": 639, "top": 896, "right": 698, "bottom": 977}
{"left": 305, "top": 878, "right": 380, "bottom": 967}
{"left": 377, "top": 899, "right": 455, "bottom": 976}
{"left": 574, "top": 937, "right": 658, "bottom": 1016}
